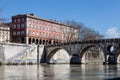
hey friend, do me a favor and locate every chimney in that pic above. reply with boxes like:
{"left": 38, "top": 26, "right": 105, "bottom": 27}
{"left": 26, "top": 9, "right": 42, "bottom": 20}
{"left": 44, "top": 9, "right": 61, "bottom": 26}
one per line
{"left": 30, "top": 14, "right": 35, "bottom": 16}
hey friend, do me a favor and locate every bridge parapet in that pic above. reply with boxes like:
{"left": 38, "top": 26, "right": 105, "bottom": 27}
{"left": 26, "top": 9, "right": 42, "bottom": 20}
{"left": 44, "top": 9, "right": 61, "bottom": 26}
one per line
{"left": 46, "top": 38, "right": 120, "bottom": 47}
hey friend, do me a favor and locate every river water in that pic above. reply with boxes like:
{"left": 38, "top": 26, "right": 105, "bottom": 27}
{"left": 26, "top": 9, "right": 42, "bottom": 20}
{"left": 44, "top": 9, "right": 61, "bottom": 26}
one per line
{"left": 0, "top": 64, "right": 120, "bottom": 80}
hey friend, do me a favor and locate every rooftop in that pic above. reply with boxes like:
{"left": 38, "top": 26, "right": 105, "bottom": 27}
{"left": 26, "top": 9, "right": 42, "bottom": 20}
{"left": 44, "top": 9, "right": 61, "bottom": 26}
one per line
{"left": 12, "top": 14, "right": 78, "bottom": 29}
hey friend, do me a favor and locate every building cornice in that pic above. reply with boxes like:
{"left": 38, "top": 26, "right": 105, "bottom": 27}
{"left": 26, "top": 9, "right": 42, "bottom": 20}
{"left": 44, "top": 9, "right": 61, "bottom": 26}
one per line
{"left": 12, "top": 14, "right": 78, "bottom": 29}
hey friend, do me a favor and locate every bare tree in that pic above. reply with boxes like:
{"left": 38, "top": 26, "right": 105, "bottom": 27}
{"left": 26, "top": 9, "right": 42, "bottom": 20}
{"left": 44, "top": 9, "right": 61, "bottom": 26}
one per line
{"left": 64, "top": 20, "right": 104, "bottom": 63}
{"left": 61, "top": 24, "right": 78, "bottom": 42}
{"left": 64, "top": 20, "right": 104, "bottom": 41}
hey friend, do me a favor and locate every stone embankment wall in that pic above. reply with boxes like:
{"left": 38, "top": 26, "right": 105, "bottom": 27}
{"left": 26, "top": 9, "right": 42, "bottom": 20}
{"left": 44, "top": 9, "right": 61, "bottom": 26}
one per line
{"left": 0, "top": 42, "right": 44, "bottom": 64}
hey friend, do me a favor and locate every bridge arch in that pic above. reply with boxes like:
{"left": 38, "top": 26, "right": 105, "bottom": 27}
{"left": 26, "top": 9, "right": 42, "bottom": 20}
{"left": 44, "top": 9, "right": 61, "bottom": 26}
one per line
{"left": 116, "top": 49, "right": 120, "bottom": 63}
{"left": 47, "top": 47, "right": 71, "bottom": 64}
{"left": 79, "top": 44, "right": 105, "bottom": 64}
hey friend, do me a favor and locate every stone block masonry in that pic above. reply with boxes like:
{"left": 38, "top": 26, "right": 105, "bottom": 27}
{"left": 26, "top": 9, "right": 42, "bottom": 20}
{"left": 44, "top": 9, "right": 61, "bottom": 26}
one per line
{"left": 0, "top": 42, "right": 44, "bottom": 64}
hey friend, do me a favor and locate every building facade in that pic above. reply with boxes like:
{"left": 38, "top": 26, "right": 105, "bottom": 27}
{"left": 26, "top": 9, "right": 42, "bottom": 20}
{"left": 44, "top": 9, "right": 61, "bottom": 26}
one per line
{"left": 11, "top": 14, "right": 78, "bottom": 44}
{"left": 0, "top": 23, "right": 10, "bottom": 42}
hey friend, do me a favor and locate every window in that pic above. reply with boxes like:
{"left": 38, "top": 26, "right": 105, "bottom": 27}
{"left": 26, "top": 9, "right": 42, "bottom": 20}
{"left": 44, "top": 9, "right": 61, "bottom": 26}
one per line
{"left": 36, "top": 32, "right": 38, "bottom": 36}
{"left": 21, "top": 24, "right": 25, "bottom": 28}
{"left": 18, "top": 19, "right": 20, "bottom": 23}
{"left": 22, "top": 18, "right": 24, "bottom": 22}
{"left": 47, "top": 27, "right": 49, "bottom": 31}
{"left": 32, "top": 31, "right": 35, "bottom": 35}
{"left": 17, "top": 31, "right": 20, "bottom": 35}
{"left": 31, "top": 25, "right": 34, "bottom": 28}
{"left": 37, "top": 26, "right": 39, "bottom": 29}
{"left": 43, "top": 27, "right": 44, "bottom": 30}
{"left": 40, "top": 26, "right": 43, "bottom": 30}
{"left": 29, "top": 18, "right": 31, "bottom": 22}
{"left": 7, "top": 27, "right": 9, "bottom": 30}
{"left": 13, "top": 32, "right": 16, "bottom": 35}
{"left": 33, "top": 26, "right": 35, "bottom": 28}
{"left": 21, "top": 31, "right": 25, "bottom": 35}
{"left": 17, "top": 24, "right": 20, "bottom": 29}
{"left": 28, "top": 30, "right": 31, "bottom": 35}
{"left": 39, "top": 26, "right": 40, "bottom": 29}
{"left": 32, "top": 19, "right": 34, "bottom": 22}
{"left": 46, "top": 33, "right": 49, "bottom": 37}
{"left": 14, "top": 25, "right": 16, "bottom": 28}
{"left": 28, "top": 24, "right": 31, "bottom": 28}
{"left": 35, "top": 26, "right": 36, "bottom": 29}
{"left": 14, "top": 19, "right": 16, "bottom": 23}
{"left": 40, "top": 32, "right": 42, "bottom": 37}
{"left": 37, "top": 20, "right": 38, "bottom": 23}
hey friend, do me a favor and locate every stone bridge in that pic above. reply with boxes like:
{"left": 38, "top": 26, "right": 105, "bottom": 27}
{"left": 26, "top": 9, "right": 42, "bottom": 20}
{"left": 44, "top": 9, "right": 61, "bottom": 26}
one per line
{"left": 45, "top": 38, "right": 120, "bottom": 64}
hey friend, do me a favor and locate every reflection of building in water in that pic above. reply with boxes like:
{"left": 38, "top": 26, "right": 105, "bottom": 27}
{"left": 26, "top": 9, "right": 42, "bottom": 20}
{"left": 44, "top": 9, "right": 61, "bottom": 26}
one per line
{"left": 0, "top": 23, "right": 10, "bottom": 42}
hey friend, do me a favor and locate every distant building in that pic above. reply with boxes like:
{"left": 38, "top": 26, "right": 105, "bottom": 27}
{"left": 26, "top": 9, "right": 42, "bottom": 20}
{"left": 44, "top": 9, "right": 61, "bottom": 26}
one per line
{"left": 11, "top": 14, "right": 78, "bottom": 44}
{"left": 0, "top": 23, "right": 10, "bottom": 42}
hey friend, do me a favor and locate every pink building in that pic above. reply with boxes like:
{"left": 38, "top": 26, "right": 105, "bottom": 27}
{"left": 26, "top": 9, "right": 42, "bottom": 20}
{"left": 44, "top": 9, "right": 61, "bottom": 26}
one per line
{"left": 11, "top": 14, "right": 67, "bottom": 44}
